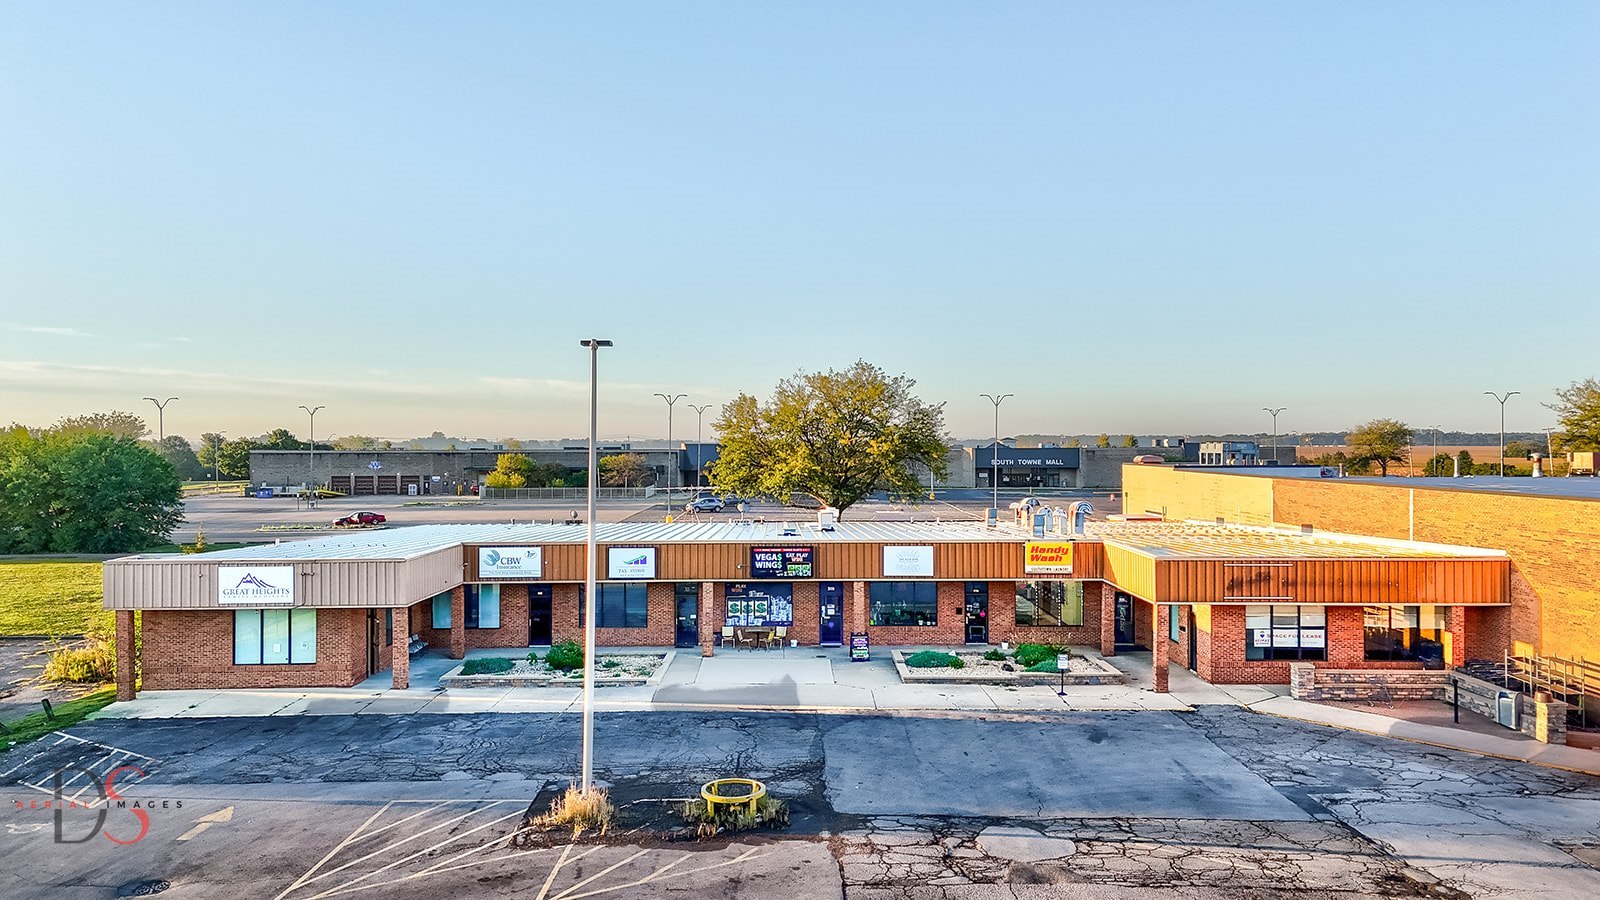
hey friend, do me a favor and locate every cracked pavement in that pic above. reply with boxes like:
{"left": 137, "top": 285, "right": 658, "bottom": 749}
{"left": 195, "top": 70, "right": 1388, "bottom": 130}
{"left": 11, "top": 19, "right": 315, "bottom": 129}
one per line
{"left": 1, "top": 707, "right": 1596, "bottom": 897}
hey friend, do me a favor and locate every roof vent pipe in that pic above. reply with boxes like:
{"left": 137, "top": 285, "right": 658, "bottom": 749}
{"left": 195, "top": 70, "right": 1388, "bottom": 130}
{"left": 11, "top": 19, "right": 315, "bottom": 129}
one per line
{"left": 1068, "top": 501, "right": 1094, "bottom": 535}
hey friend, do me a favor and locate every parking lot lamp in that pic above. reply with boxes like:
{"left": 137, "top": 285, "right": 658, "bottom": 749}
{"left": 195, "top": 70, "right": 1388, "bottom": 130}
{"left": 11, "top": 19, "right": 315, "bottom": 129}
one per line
{"left": 142, "top": 397, "right": 178, "bottom": 444}
{"left": 653, "top": 393, "right": 687, "bottom": 501}
{"left": 298, "top": 405, "right": 324, "bottom": 490}
{"left": 580, "top": 339, "right": 612, "bottom": 793}
{"left": 1262, "top": 407, "right": 1286, "bottom": 466}
{"left": 979, "top": 393, "right": 1013, "bottom": 513}
{"left": 689, "top": 403, "right": 713, "bottom": 489}
{"left": 1483, "top": 391, "right": 1519, "bottom": 476}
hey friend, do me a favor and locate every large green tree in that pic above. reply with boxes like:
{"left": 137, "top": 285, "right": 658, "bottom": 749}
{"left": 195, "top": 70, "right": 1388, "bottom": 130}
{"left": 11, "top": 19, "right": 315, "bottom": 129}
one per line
{"left": 707, "top": 361, "right": 950, "bottom": 514}
{"left": 1346, "top": 418, "right": 1413, "bottom": 477}
{"left": 599, "top": 453, "right": 652, "bottom": 487}
{"left": 154, "top": 435, "right": 205, "bottom": 480}
{"left": 1548, "top": 377, "right": 1600, "bottom": 451}
{"left": 0, "top": 426, "right": 183, "bottom": 553}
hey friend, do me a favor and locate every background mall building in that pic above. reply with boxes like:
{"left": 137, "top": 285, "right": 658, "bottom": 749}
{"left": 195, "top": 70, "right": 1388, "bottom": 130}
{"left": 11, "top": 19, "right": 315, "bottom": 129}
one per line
{"left": 105, "top": 460, "right": 1600, "bottom": 707}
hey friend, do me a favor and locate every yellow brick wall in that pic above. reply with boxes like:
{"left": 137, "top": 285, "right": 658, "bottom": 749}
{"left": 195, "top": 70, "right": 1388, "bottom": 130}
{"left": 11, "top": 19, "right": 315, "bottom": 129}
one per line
{"left": 1121, "top": 465, "right": 1275, "bottom": 526}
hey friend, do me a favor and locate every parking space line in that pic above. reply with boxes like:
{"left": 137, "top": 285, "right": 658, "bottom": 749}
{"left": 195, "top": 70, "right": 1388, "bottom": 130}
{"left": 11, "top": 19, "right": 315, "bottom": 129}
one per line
{"left": 292, "top": 803, "right": 509, "bottom": 890}
{"left": 273, "top": 801, "right": 393, "bottom": 900}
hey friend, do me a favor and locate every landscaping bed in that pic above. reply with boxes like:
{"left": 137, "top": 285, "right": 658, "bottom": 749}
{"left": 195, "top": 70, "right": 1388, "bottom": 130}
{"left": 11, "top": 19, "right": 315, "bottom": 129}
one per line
{"left": 891, "top": 647, "right": 1124, "bottom": 685}
{"left": 442, "top": 649, "right": 673, "bottom": 688}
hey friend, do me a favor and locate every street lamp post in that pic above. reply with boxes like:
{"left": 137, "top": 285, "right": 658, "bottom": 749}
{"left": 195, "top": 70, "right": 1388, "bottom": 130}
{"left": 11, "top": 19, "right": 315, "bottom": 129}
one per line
{"left": 142, "top": 397, "right": 178, "bottom": 444}
{"left": 688, "top": 403, "right": 713, "bottom": 489}
{"left": 1262, "top": 407, "right": 1286, "bottom": 466}
{"left": 298, "top": 405, "right": 324, "bottom": 491}
{"left": 653, "top": 392, "right": 687, "bottom": 504}
{"left": 1483, "top": 391, "right": 1520, "bottom": 476}
{"left": 579, "top": 339, "right": 612, "bottom": 794}
{"left": 979, "top": 393, "right": 1013, "bottom": 512}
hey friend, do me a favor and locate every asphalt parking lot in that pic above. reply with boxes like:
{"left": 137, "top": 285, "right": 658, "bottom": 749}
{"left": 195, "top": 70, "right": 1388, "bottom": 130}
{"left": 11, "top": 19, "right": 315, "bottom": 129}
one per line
{"left": 4, "top": 707, "right": 1597, "bottom": 898}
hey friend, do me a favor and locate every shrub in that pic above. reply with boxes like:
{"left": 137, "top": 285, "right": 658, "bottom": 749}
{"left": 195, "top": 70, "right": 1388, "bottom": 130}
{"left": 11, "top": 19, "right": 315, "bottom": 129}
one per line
{"left": 43, "top": 632, "right": 116, "bottom": 683}
{"left": 460, "top": 657, "right": 515, "bottom": 676}
{"left": 1027, "top": 659, "right": 1062, "bottom": 673}
{"left": 535, "top": 785, "right": 613, "bottom": 835}
{"left": 982, "top": 649, "right": 1007, "bottom": 661}
{"left": 545, "top": 641, "right": 584, "bottom": 671}
{"left": 679, "top": 794, "right": 790, "bottom": 837}
{"left": 1014, "top": 643, "right": 1067, "bottom": 669}
{"left": 904, "top": 650, "right": 960, "bottom": 668}
{"left": 949, "top": 656, "right": 965, "bottom": 669}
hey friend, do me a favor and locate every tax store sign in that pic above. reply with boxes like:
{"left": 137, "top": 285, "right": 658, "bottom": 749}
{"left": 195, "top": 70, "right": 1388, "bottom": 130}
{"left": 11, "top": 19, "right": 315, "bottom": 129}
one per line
{"left": 479, "top": 546, "right": 542, "bottom": 579}
{"left": 607, "top": 547, "right": 657, "bottom": 580}
{"left": 217, "top": 566, "right": 295, "bottom": 605}
{"left": 1024, "top": 541, "right": 1074, "bottom": 575}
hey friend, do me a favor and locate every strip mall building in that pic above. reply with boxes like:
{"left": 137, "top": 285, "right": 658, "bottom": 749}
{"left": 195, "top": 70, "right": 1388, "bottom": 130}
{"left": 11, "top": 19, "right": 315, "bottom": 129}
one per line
{"left": 107, "top": 463, "right": 1546, "bottom": 699}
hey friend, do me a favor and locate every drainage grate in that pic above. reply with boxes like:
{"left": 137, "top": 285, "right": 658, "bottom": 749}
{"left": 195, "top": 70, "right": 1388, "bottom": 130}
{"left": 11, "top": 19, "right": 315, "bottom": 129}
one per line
{"left": 117, "top": 879, "right": 171, "bottom": 896}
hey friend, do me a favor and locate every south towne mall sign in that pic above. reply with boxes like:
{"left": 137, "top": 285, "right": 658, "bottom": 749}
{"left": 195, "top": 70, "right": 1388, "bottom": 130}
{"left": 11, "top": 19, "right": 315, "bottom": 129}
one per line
{"left": 1024, "top": 541, "right": 1074, "bottom": 575}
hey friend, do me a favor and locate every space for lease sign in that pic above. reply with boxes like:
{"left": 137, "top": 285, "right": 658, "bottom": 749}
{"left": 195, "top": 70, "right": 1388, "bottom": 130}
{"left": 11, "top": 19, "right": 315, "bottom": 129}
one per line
{"left": 1024, "top": 542, "right": 1074, "bottom": 574}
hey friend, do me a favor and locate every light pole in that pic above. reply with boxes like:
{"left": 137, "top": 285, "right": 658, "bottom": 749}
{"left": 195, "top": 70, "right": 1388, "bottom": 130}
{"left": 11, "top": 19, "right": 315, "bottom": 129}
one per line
{"left": 211, "top": 431, "right": 226, "bottom": 483}
{"left": 579, "top": 338, "right": 612, "bottom": 794}
{"left": 1262, "top": 407, "right": 1286, "bottom": 466}
{"left": 979, "top": 393, "right": 1013, "bottom": 512}
{"left": 653, "top": 392, "right": 686, "bottom": 501}
{"left": 1483, "top": 391, "right": 1519, "bottom": 476}
{"left": 1544, "top": 426, "right": 1557, "bottom": 475}
{"left": 142, "top": 397, "right": 178, "bottom": 444}
{"left": 688, "top": 403, "right": 713, "bottom": 489}
{"left": 1423, "top": 426, "right": 1442, "bottom": 476}
{"left": 298, "top": 405, "right": 324, "bottom": 491}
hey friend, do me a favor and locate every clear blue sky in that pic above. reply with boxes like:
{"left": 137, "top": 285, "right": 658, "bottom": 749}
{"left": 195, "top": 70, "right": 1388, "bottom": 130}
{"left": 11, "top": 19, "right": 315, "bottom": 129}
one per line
{"left": 2, "top": 3, "right": 1595, "bottom": 442}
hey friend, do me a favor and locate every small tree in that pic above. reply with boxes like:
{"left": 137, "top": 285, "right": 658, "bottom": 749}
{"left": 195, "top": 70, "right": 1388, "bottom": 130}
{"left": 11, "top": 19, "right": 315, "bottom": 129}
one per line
{"left": 52, "top": 411, "right": 148, "bottom": 440}
{"left": 485, "top": 453, "right": 534, "bottom": 488}
{"left": 1548, "top": 378, "right": 1600, "bottom": 451}
{"left": 1096, "top": 433, "right": 1111, "bottom": 448}
{"left": 332, "top": 434, "right": 380, "bottom": 450}
{"left": 1066, "top": 437, "right": 1082, "bottom": 448}
{"left": 155, "top": 435, "right": 205, "bottom": 479}
{"left": 1457, "top": 450, "right": 1474, "bottom": 475}
{"left": 1503, "top": 440, "right": 1534, "bottom": 459}
{"left": 1346, "top": 418, "right": 1412, "bottom": 477}
{"left": 217, "top": 439, "right": 254, "bottom": 480}
{"left": 599, "top": 453, "right": 652, "bottom": 487}
{"left": 260, "top": 428, "right": 304, "bottom": 450}
{"left": 1118, "top": 434, "right": 1138, "bottom": 448}
{"left": 1423, "top": 453, "right": 1453, "bottom": 477}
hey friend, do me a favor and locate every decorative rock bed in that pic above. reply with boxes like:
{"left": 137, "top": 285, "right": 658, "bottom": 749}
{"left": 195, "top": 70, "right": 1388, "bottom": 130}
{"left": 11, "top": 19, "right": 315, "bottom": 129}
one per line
{"left": 442, "top": 651, "right": 673, "bottom": 688}
{"left": 891, "top": 649, "right": 1125, "bottom": 686}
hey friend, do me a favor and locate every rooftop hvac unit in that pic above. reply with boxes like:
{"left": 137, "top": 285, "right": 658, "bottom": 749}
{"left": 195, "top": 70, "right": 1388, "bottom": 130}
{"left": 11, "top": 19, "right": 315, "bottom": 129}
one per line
{"left": 817, "top": 507, "right": 839, "bottom": 531}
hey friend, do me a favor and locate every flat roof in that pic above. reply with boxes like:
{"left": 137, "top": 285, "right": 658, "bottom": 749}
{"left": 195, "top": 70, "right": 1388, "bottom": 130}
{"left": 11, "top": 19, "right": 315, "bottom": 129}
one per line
{"left": 1086, "top": 521, "right": 1504, "bottom": 560}
{"left": 1196, "top": 468, "right": 1600, "bottom": 501}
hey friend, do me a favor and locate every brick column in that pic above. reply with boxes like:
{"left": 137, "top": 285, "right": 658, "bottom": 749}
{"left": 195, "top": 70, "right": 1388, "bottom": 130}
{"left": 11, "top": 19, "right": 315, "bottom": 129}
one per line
{"left": 848, "top": 581, "right": 869, "bottom": 635}
{"left": 699, "top": 581, "right": 718, "bottom": 657}
{"left": 1152, "top": 602, "right": 1170, "bottom": 693}
{"left": 450, "top": 586, "right": 466, "bottom": 659}
{"left": 392, "top": 607, "right": 411, "bottom": 689}
{"left": 1446, "top": 605, "right": 1467, "bottom": 669}
{"left": 114, "top": 610, "right": 138, "bottom": 702}
{"left": 1098, "top": 583, "right": 1116, "bottom": 657}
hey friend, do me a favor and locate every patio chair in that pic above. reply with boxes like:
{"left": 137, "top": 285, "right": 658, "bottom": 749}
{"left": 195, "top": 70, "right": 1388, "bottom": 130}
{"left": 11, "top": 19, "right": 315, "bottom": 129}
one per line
{"left": 735, "top": 628, "right": 756, "bottom": 651}
{"left": 720, "top": 625, "right": 735, "bottom": 648}
{"left": 768, "top": 626, "right": 787, "bottom": 650}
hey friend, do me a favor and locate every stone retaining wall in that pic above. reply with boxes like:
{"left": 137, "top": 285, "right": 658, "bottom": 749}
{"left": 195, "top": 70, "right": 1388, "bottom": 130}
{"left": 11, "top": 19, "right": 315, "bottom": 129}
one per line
{"left": 1288, "top": 663, "right": 1567, "bottom": 744}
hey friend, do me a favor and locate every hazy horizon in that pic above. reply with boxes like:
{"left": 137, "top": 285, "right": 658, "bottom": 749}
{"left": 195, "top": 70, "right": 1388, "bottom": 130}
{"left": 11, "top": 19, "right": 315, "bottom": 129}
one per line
{"left": 4, "top": 4, "right": 1594, "bottom": 439}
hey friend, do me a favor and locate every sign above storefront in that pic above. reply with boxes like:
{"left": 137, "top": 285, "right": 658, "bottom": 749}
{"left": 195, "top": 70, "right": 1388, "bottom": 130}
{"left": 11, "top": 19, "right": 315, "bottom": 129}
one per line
{"left": 975, "top": 446, "right": 1081, "bottom": 469}
{"left": 1024, "top": 541, "right": 1074, "bottom": 574}
{"left": 750, "top": 546, "right": 813, "bottom": 579}
{"left": 883, "top": 545, "right": 934, "bottom": 577}
{"left": 217, "top": 566, "right": 295, "bottom": 605}
{"left": 607, "top": 547, "right": 657, "bottom": 580}
{"left": 478, "top": 546, "right": 542, "bottom": 579}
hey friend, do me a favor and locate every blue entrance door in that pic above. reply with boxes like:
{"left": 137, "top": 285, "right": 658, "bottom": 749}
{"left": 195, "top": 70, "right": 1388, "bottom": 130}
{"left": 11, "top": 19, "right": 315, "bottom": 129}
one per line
{"left": 819, "top": 582, "right": 844, "bottom": 646}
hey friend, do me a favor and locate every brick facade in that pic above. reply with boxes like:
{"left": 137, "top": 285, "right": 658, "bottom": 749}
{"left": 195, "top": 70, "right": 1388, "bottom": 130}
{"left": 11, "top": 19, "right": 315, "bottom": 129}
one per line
{"left": 140, "top": 608, "right": 369, "bottom": 690}
{"left": 989, "top": 580, "right": 1106, "bottom": 649}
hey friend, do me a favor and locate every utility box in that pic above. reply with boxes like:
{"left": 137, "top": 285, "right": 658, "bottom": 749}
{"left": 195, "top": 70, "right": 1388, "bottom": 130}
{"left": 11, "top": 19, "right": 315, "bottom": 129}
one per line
{"left": 1570, "top": 451, "right": 1597, "bottom": 477}
{"left": 1495, "top": 690, "right": 1520, "bottom": 730}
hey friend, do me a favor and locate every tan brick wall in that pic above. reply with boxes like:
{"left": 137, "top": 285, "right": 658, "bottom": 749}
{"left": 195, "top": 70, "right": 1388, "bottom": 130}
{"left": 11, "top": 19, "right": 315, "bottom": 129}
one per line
{"left": 141, "top": 608, "right": 368, "bottom": 690}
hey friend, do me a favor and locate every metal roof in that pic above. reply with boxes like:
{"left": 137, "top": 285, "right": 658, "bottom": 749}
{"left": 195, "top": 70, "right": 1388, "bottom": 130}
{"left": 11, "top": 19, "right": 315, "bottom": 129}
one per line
{"left": 1203, "top": 469, "right": 1600, "bottom": 502}
{"left": 1086, "top": 521, "right": 1505, "bottom": 560}
{"left": 126, "top": 519, "right": 1029, "bottom": 563}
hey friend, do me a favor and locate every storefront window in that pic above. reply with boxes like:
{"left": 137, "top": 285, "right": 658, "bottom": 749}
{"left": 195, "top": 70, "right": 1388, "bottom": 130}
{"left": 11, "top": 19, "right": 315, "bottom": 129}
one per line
{"left": 465, "top": 584, "right": 501, "bottom": 629}
{"left": 1244, "top": 605, "right": 1326, "bottom": 661}
{"left": 1169, "top": 605, "right": 1182, "bottom": 641}
{"left": 869, "top": 582, "right": 938, "bottom": 626}
{"left": 1015, "top": 582, "right": 1083, "bottom": 627}
{"left": 1364, "top": 605, "right": 1446, "bottom": 665}
{"left": 595, "top": 583, "right": 647, "bottom": 628}
{"left": 233, "top": 608, "right": 316, "bottom": 665}
{"left": 431, "top": 592, "right": 451, "bottom": 629}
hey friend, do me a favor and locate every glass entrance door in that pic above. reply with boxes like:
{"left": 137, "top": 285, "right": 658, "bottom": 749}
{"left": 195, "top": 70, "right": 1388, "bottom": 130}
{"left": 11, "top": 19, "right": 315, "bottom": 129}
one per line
{"left": 1114, "top": 592, "right": 1136, "bottom": 647}
{"left": 528, "top": 585, "right": 553, "bottom": 646}
{"left": 674, "top": 584, "right": 699, "bottom": 648}
{"left": 964, "top": 582, "right": 989, "bottom": 644}
{"left": 819, "top": 582, "right": 844, "bottom": 646}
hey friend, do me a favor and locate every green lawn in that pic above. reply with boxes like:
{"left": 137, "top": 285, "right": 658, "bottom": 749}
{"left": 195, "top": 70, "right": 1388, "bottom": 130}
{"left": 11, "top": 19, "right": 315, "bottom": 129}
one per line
{"left": 0, "top": 686, "right": 117, "bottom": 753}
{"left": 0, "top": 560, "right": 110, "bottom": 637}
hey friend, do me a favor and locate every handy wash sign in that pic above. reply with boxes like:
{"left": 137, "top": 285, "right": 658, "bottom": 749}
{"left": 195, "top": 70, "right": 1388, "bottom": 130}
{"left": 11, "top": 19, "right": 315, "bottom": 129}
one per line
{"left": 1023, "top": 542, "right": 1074, "bottom": 575}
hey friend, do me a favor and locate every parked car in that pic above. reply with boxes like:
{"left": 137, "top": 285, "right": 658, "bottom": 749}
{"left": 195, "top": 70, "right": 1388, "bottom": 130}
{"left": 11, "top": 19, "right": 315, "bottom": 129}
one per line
{"left": 685, "top": 497, "right": 726, "bottom": 512}
{"left": 333, "top": 511, "right": 387, "bottom": 527}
